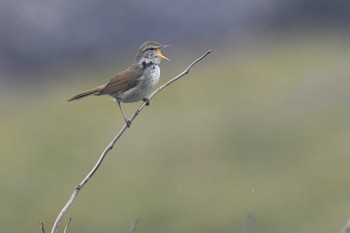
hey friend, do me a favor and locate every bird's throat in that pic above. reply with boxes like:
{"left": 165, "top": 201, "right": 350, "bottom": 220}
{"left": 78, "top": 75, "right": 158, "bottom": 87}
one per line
{"left": 142, "top": 61, "right": 155, "bottom": 69}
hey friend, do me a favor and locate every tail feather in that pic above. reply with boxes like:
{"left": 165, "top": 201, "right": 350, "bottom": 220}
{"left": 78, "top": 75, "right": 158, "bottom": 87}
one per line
{"left": 66, "top": 85, "right": 105, "bottom": 102}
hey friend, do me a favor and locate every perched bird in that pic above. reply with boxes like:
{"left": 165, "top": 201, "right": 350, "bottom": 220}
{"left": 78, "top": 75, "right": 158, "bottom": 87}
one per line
{"left": 66, "top": 41, "right": 169, "bottom": 127}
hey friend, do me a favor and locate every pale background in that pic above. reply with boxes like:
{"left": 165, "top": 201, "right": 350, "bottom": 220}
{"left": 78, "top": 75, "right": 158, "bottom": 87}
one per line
{"left": 1, "top": 1, "right": 350, "bottom": 233}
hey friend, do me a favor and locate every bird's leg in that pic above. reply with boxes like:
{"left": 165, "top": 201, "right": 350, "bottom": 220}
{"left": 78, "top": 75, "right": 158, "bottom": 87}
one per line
{"left": 117, "top": 100, "right": 132, "bottom": 127}
{"left": 142, "top": 98, "right": 150, "bottom": 106}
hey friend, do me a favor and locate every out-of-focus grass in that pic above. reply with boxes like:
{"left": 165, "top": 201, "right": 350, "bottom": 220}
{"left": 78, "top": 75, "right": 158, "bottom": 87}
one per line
{"left": 1, "top": 31, "right": 350, "bottom": 233}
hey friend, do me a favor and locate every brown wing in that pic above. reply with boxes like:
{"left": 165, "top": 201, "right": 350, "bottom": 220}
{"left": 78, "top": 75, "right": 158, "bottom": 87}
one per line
{"left": 99, "top": 64, "right": 143, "bottom": 95}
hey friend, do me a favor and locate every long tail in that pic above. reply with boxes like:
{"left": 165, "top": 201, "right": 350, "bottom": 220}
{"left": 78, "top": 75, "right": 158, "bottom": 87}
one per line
{"left": 66, "top": 85, "right": 105, "bottom": 102}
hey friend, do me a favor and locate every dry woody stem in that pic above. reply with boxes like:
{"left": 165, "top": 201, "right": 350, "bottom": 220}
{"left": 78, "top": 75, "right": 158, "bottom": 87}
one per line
{"left": 49, "top": 50, "right": 212, "bottom": 233}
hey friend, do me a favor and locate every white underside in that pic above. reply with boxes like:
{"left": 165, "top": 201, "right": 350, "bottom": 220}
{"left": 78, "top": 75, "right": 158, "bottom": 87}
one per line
{"left": 117, "top": 65, "right": 160, "bottom": 103}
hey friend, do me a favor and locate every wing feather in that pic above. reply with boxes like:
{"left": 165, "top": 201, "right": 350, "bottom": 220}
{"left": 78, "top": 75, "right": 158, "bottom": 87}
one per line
{"left": 100, "top": 64, "right": 143, "bottom": 95}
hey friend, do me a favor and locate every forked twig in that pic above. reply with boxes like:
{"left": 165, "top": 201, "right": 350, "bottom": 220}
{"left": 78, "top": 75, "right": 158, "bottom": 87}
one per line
{"left": 49, "top": 50, "right": 212, "bottom": 233}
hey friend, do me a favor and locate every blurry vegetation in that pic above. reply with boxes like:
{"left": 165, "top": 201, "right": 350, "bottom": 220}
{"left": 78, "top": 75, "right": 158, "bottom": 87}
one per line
{"left": 1, "top": 31, "right": 350, "bottom": 233}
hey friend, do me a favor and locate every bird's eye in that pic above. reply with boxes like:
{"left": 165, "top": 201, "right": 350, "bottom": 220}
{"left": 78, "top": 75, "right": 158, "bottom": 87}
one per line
{"left": 149, "top": 47, "right": 156, "bottom": 51}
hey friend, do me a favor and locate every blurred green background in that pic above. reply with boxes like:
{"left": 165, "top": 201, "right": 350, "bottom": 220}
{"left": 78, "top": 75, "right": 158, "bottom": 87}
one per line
{"left": 1, "top": 1, "right": 350, "bottom": 233}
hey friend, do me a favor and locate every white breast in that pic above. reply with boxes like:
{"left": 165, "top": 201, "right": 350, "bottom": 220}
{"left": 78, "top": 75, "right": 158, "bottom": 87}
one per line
{"left": 119, "top": 65, "right": 160, "bottom": 103}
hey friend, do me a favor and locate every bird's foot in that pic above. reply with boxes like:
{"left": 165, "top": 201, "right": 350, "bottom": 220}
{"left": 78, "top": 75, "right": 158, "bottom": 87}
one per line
{"left": 125, "top": 119, "right": 132, "bottom": 128}
{"left": 143, "top": 98, "right": 150, "bottom": 106}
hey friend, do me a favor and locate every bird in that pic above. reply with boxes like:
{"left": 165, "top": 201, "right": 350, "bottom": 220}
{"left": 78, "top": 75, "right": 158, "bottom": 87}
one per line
{"left": 66, "top": 41, "right": 169, "bottom": 127}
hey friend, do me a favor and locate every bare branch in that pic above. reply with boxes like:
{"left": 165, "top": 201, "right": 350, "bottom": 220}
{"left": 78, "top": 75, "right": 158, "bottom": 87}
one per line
{"left": 128, "top": 218, "right": 140, "bottom": 233}
{"left": 339, "top": 218, "right": 350, "bottom": 233}
{"left": 50, "top": 50, "right": 211, "bottom": 233}
{"left": 41, "top": 222, "right": 46, "bottom": 233}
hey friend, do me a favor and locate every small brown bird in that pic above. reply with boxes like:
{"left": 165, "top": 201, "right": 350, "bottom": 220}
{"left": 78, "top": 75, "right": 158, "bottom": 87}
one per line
{"left": 66, "top": 41, "right": 169, "bottom": 127}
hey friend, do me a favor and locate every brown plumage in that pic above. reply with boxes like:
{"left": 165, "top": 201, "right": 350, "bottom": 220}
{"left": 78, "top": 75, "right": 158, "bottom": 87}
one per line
{"left": 66, "top": 41, "right": 169, "bottom": 127}
{"left": 66, "top": 64, "right": 143, "bottom": 102}
{"left": 66, "top": 85, "right": 104, "bottom": 101}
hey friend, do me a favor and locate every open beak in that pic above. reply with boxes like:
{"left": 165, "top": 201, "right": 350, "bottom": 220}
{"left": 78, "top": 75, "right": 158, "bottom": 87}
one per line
{"left": 156, "top": 46, "right": 170, "bottom": 61}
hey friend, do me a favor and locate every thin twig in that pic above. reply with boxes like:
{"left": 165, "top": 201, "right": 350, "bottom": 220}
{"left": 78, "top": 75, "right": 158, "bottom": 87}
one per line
{"left": 128, "top": 218, "right": 140, "bottom": 233}
{"left": 41, "top": 222, "right": 46, "bottom": 233}
{"left": 245, "top": 212, "right": 255, "bottom": 233}
{"left": 63, "top": 218, "right": 72, "bottom": 233}
{"left": 50, "top": 50, "right": 211, "bottom": 233}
